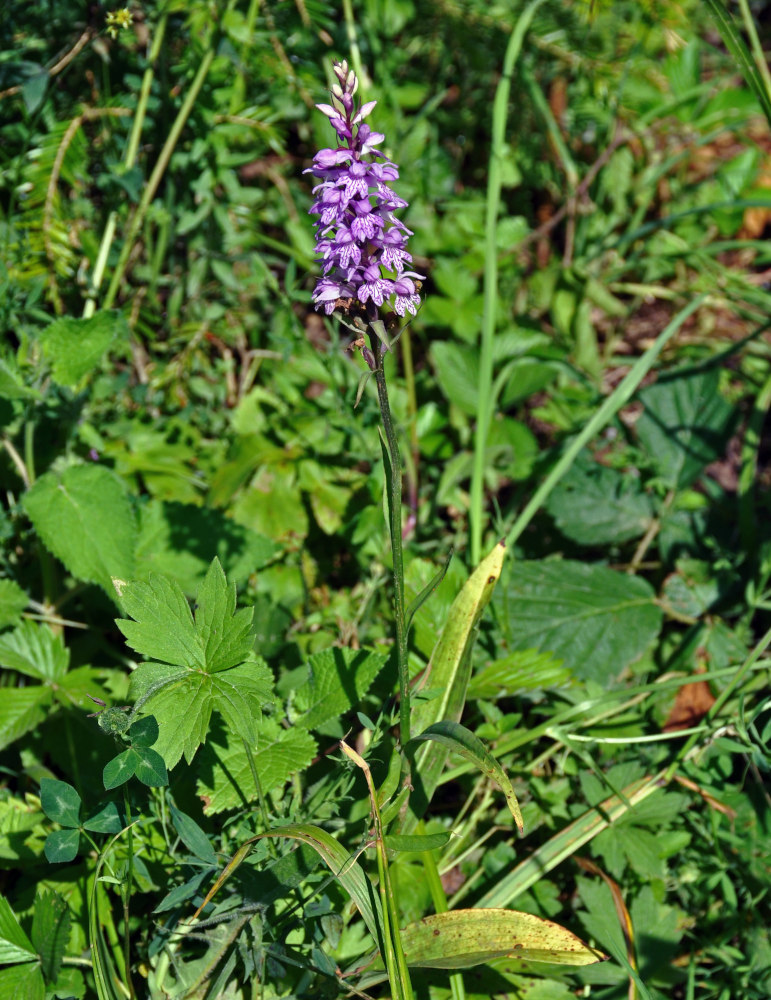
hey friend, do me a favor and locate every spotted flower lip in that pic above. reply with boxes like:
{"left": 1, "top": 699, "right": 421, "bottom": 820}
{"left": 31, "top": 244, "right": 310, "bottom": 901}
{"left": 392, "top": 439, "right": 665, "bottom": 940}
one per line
{"left": 307, "top": 60, "right": 424, "bottom": 318}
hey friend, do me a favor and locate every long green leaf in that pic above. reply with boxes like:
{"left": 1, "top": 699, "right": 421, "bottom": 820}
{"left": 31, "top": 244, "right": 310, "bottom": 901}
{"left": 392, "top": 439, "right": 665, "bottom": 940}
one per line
{"left": 408, "top": 721, "right": 523, "bottom": 831}
{"left": 703, "top": 0, "right": 771, "bottom": 130}
{"left": 506, "top": 294, "right": 707, "bottom": 546}
{"left": 405, "top": 541, "right": 506, "bottom": 831}
{"left": 89, "top": 828, "right": 133, "bottom": 1000}
{"left": 193, "top": 824, "right": 384, "bottom": 950}
{"left": 477, "top": 775, "right": 662, "bottom": 908}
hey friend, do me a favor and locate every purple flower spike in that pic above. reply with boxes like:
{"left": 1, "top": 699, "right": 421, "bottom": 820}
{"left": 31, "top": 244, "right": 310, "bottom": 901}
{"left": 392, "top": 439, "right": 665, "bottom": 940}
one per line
{"left": 308, "top": 59, "right": 424, "bottom": 327}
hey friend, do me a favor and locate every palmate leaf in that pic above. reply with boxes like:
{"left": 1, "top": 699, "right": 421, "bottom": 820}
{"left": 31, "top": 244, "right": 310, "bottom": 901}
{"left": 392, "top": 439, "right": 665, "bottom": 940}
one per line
{"left": 120, "top": 559, "right": 273, "bottom": 769}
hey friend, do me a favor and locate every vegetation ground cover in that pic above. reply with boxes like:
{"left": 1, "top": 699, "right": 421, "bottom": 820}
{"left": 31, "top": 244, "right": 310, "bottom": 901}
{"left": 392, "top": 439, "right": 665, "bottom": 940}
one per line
{"left": 1, "top": 1, "right": 770, "bottom": 998}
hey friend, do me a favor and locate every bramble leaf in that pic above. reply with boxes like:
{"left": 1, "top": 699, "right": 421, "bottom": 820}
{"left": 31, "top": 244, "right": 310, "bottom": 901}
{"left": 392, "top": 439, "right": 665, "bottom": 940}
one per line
{"left": 23, "top": 465, "right": 136, "bottom": 598}
{"left": 197, "top": 717, "right": 317, "bottom": 815}
{"left": 290, "top": 648, "right": 388, "bottom": 731}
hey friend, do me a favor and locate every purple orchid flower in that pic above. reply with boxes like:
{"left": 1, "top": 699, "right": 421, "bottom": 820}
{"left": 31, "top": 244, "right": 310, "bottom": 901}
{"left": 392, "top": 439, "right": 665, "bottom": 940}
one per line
{"left": 306, "top": 60, "right": 424, "bottom": 323}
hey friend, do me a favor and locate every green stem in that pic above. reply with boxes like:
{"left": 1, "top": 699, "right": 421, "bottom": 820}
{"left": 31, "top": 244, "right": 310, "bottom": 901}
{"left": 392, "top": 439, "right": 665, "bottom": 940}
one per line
{"left": 84, "top": 13, "right": 168, "bottom": 318}
{"left": 372, "top": 344, "right": 410, "bottom": 748}
{"left": 103, "top": 42, "right": 216, "bottom": 310}
{"left": 421, "top": 823, "right": 465, "bottom": 1000}
{"left": 737, "top": 0, "right": 771, "bottom": 100}
{"left": 470, "top": 0, "right": 547, "bottom": 565}
{"left": 506, "top": 293, "right": 706, "bottom": 548}
{"left": 242, "top": 737, "right": 271, "bottom": 832}
{"left": 121, "top": 785, "right": 136, "bottom": 1000}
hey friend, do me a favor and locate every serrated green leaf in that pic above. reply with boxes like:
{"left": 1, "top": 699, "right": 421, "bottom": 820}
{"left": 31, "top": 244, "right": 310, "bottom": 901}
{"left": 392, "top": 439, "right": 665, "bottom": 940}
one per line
{"left": 0, "top": 687, "right": 52, "bottom": 752}
{"left": 0, "top": 620, "right": 69, "bottom": 681}
{"left": 128, "top": 715, "right": 158, "bottom": 748}
{"left": 133, "top": 747, "right": 168, "bottom": 787}
{"left": 291, "top": 648, "right": 388, "bottom": 731}
{"left": 44, "top": 829, "right": 80, "bottom": 864}
{"left": 117, "top": 575, "right": 200, "bottom": 667}
{"left": 23, "top": 465, "right": 136, "bottom": 597}
{"left": 169, "top": 803, "right": 218, "bottom": 864}
{"left": 495, "top": 559, "right": 662, "bottom": 684}
{"left": 103, "top": 750, "right": 138, "bottom": 790}
{"left": 31, "top": 890, "right": 70, "bottom": 983}
{"left": 129, "top": 658, "right": 270, "bottom": 769}
{"left": 40, "top": 311, "right": 128, "bottom": 387}
{"left": 0, "top": 358, "right": 39, "bottom": 401}
{"left": 0, "top": 962, "right": 45, "bottom": 1000}
{"left": 0, "top": 894, "right": 37, "bottom": 963}
{"left": 197, "top": 717, "right": 316, "bottom": 814}
{"left": 49, "top": 966, "right": 86, "bottom": 999}
{"left": 0, "top": 795, "right": 47, "bottom": 863}
{"left": 545, "top": 451, "right": 654, "bottom": 546}
{"left": 39, "top": 780, "right": 81, "bottom": 827}
{"left": 409, "top": 721, "right": 523, "bottom": 831}
{"left": 0, "top": 581, "right": 27, "bottom": 630}
{"left": 195, "top": 559, "right": 255, "bottom": 673}
{"left": 82, "top": 802, "right": 123, "bottom": 834}
{"left": 635, "top": 369, "right": 735, "bottom": 489}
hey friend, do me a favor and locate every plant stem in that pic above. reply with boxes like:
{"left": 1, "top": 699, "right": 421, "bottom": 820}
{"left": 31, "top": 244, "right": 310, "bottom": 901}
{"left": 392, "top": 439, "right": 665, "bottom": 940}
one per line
{"left": 371, "top": 344, "right": 410, "bottom": 748}
{"left": 421, "top": 823, "right": 465, "bottom": 1000}
{"left": 121, "top": 785, "right": 136, "bottom": 1000}
{"left": 84, "top": 13, "right": 168, "bottom": 318}
{"left": 470, "top": 0, "right": 547, "bottom": 565}
{"left": 103, "top": 40, "right": 216, "bottom": 310}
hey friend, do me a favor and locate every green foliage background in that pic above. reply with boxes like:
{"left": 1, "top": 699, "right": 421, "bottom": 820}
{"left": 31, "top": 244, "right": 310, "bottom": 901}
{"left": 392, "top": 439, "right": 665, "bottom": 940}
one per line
{"left": 1, "top": 0, "right": 771, "bottom": 997}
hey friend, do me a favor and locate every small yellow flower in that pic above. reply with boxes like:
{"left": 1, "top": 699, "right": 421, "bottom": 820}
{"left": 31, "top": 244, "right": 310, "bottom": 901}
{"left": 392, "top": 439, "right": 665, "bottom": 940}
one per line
{"left": 106, "top": 8, "right": 133, "bottom": 40}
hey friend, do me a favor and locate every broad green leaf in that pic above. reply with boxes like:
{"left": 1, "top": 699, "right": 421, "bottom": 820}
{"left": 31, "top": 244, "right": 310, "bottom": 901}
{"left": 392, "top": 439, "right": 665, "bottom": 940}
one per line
{"left": 40, "top": 311, "right": 128, "bottom": 387}
{"left": 0, "top": 620, "right": 69, "bottom": 681}
{"left": 39, "top": 779, "right": 81, "bottom": 827}
{"left": 430, "top": 341, "right": 480, "bottom": 415}
{"left": 635, "top": 369, "right": 734, "bottom": 489}
{"left": 103, "top": 750, "right": 138, "bottom": 790}
{"left": 467, "top": 648, "right": 570, "bottom": 699}
{"left": 195, "top": 560, "right": 255, "bottom": 673}
{"left": 128, "top": 715, "right": 159, "bottom": 748}
{"left": 0, "top": 687, "right": 52, "bottom": 752}
{"left": 118, "top": 559, "right": 257, "bottom": 675}
{"left": 0, "top": 581, "right": 27, "bottom": 629}
{"left": 0, "top": 894, "right": 37, "bottom": 963}
{"left": 169, "top": 803, "right": 218, "bottom": 865}
{"left": 129, "top": 656, "right": 272, "bottom": 769}
{"left": 23, "top": 465, "right": 136, "bottom": 597}
{"left": 291, "top": 648, "right": 388, "bottom": 731}
{"left": 197, "top": 717, "right": 317, "bottom": 814}
{"left": 83, "top": 802, "right": 123, "bottom": 834}
{"left": 133, "top": 747, "right": 168, "bottom": 787}
{"left": 385, "top": 832, "right": 452, "bottom": 854}
{"left": 31, "top": 890, "right": 70, "bottom": 983}
{"left": 0, "top": 358, "right": 38, "bottom": 401}
{"left": 399, "top": 908, "right": 604, "bottom": 968}
{"left": 545, "top": 451, "right": 654, "bottom": 546}
{"left": 117, "top": 575, "right": 200, "bottom": 668}
{"left": 44, "top": 828, "right": 80, "bottom": 864}
{"left": 406, "top": 541, "right": 506, "bottom": 831}
{"left": 135, "top": 499, "right": 278, "bottom": 594}
{"left": 409, "top": 721, "right": 523, "bottom": 831}
{"left": 0, "top": 962, "right": 45, "bottom": 1000}
{"left": 0, "top": 795, "right": 47, "bottom": 863}
{"left": 495, "top": 559, "right": 662, "bottom": 684}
